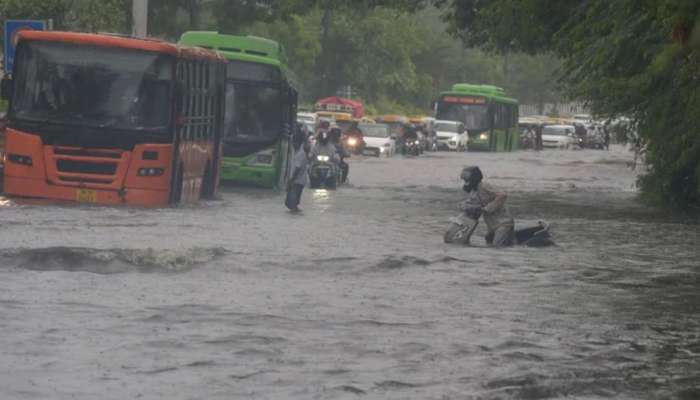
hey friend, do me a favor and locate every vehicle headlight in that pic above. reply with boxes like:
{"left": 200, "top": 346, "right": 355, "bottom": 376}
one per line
{"left": 347, "top": 138, "right": 358, "bottom": 146}
{"left": 414, "top": 140, "right": 420, "bottom": 145}
{"left": 479, "top": 133, "right": 488, "bottom": 140}
{"left": 317, "top": 155, "right": 330, "bottom": 162}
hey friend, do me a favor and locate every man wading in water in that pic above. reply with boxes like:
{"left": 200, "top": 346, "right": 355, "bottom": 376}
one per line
{"left": 460, "top": 166, "right": 515, "bottom": 247}
{"left": 285, "top": 127, "right": 309, "bottom": 213}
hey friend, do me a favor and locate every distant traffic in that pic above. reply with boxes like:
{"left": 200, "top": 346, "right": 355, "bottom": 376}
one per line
{"left": 0, "top": 30, "right": 620, "bottom": 208}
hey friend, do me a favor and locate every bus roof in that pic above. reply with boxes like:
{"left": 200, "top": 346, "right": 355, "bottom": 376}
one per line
{"left": 376, "top": 115, "right": 409, "bottom": 124}
{"left": 17, "top": 30, "right": 224, "bottom": 62}
{"left": 179, "top": 31, "right": 298, "bottom": 90}
{"left": 440, "top": 83, "right": 518, "bottom": 105}
{"left": 179, "top": 31, "right": 286, "bottom": 68}
{"left": 317, "top": 111, "right": 353, "bottom": 121}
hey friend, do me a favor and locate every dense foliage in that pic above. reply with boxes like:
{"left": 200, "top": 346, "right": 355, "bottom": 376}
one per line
{"left": 437, "top": 0, "right": 700, "bottom": 209}
{"left": 0, "top": 0, "right": 560, "bottom": 115}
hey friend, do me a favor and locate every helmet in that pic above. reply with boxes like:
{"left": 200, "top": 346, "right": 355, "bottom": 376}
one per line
{"left": 319, "top": 120, "right": 331, "bottom": 130}
{"left": 460, "top": 166, "right": 483, "bottom": 192}
{"left": 329, "top": 125, "right": 342, "bottom": 142}
{"left": 318, "top": 130, "right": 329, "bottom": 145}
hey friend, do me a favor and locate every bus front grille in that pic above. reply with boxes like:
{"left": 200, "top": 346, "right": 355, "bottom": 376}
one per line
{"left": 56, "top": 159, "right": 118, "bottom": 175}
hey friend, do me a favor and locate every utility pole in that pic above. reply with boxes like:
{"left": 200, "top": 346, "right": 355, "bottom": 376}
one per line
{"left": 132, "top": 0, "right": 149, "bottom": 38}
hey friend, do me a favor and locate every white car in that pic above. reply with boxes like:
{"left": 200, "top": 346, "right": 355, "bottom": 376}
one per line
{"left": 297, "top": 112, "right": 317, "bottom": 125}
{"left": 542, "top": 125, "right": 576, "bottom": 149}
{"left": 433, "top": 120, "right": 468, "bottom": 151}
{"left": 359, "top": 123, "right": 395, "bottom": 157}
{"left": 296, "top": 112, "right": 317, "bottom": 133}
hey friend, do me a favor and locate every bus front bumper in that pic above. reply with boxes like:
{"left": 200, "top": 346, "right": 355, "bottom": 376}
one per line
{"left": 3, "top": 176, "right": 169, "bottom": 206}
{"left": 220, "top": 164, "right": 276, "bottom": 188}
{"left": 467, "top": 140, "right": 490, "bottom": 151}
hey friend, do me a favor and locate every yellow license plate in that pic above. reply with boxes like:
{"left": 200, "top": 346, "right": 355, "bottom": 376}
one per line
{"left": 76, "top": 189, "right": 97, "bottom": 203}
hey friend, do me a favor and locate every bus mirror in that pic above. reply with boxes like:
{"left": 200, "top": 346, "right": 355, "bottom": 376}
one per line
{"left": 1, "top": 77, "right": 13, "bottom": 101}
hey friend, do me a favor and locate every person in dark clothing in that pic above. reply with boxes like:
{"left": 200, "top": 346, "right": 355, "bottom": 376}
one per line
{"left": 285, "top": 125, "right": 309, "bottom": 212}
{"left": 534, "top": 125, "right": 543, "bottom": 151}
{"left": 402, "top": 125, "right": 419, "bottom": 154}
{"left": 603, "top": 125, "right": 611, "bottom": 150}
{"left": 329, "top": 125, "right": 350, "bottom": 183}
{"left": 461, "top": 166, "right": 515, "bottom": 247}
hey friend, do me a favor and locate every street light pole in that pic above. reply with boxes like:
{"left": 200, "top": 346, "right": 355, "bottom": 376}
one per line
{"left": 132, "top": 0, "right": 149, "bottom": 38}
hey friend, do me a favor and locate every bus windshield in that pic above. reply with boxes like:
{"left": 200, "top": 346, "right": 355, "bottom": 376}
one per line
{"left": 437, "top": 102, "right": 489, "bottom": 131}
{"left": 11, "top": 41, "right": 173, "bottom": 132}
{"left": 229, "top": 82, "right": 282, "bottom": 142}
{"left": 360, "top": 124, "right": 390, "bottom": 138}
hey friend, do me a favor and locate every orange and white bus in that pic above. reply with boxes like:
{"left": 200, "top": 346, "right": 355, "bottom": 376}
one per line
{"left": 0, "top": 31, "right": 226, "bottom": 206}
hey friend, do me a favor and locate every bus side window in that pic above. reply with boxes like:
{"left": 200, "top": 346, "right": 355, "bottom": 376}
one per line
{"left": 194, "top": 61, "right": 201, "bottom": 141}
{"left": 176, "top": 62, "right": 187, "bottom": 142}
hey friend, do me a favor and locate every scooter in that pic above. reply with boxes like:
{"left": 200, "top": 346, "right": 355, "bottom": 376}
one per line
{"left": 309, "top": 155, "right": 340, "bottom": 189}
{"left": 445, "top": 200, "right": 555, "bottom": 247}
{"left": 444, "top": 200, "right": 482, "bottom": 245}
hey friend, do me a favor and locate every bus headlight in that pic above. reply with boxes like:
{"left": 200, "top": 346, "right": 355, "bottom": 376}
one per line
{"left": 7, "top": 153, "right": 33, "bottom": 166}
{"left": 479, "top": 133, "right": 488, "bottom": 140}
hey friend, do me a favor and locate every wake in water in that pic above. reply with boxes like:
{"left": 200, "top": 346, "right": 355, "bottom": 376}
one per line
{"left": 0, "top": 247, "right": 228, "bottom": 274}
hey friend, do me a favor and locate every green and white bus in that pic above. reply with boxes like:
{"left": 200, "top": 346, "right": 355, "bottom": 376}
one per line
{"left": 435, "top": 84, "right": 519, "bottom": 152}
{"left": 179, "top": 31, "right": 298, "bottom": 188}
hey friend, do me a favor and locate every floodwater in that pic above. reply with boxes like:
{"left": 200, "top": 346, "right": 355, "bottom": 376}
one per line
{"left": 1, "top": 146, "right": 699, "bottom": 400}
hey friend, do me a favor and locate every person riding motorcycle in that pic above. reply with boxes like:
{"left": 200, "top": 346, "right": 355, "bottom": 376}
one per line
{"left": 329, "top": 125, "right": 350, "bottom": 183}
{"left": 460, "top": 166, "right": 515, "bottom": 247}
{"left": 402, "top": 125, "right": 419, "bottom": 154}
{"left": 311, "top": 130, "right": 339, "bottom": 162}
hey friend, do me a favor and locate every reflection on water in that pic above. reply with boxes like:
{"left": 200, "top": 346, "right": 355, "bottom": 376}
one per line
{"left": 311, "top": 188, "right": 333, "bottom": 213}
{"left": 0, "top": 148, "right": 698, "bottom": 399}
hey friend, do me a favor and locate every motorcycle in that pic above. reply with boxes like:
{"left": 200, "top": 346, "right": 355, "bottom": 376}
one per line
{"left": 402, "top": 138, "right": 422, "bottom": 156}
{"left": 343, "top": 133, "right": 365, "bottom": 155}
{"left": 445, "top": 199, "right": 555, "bottom": 247}
{"left": 309, "top": 155, "right": 340, "bottom": 190}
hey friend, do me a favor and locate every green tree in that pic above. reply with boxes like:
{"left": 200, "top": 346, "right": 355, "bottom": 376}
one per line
{"left": 0, "top": 0, "right": 126, "bottom": 34}
{"left": 438, "top": 0, "right": 700, "bottom": 208}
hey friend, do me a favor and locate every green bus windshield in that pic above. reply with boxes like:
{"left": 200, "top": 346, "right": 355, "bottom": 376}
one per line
{"left": 436, "top": 103, "right": 489, "bottom": 131}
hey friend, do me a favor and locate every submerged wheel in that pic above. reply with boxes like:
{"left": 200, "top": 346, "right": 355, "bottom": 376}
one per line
{"left": 327, "top": 178, "right": 337, "bottom": 190}
{"left": 309, "top": 177, "right": 319, "bottom": 189}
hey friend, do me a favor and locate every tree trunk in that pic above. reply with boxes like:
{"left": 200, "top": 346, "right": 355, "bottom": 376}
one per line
{"left": 124, "top": 0, "right": 133, "bottom": 34}
{"left": 187, "top": 0, "right": 199, "bottom": 30}
{"left": 314, "top": 0, "right": 333, "bottom": 98}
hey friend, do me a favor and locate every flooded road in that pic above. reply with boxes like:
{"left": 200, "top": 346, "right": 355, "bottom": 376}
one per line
{"left": 1, "top": 146, "right": 699, "bottom": 399}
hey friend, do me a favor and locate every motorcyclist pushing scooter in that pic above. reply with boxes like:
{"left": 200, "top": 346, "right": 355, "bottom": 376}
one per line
{"left": 460, "top": 166, "right": 515, "bottom": 247}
